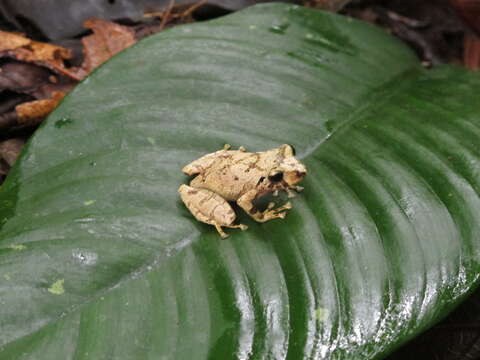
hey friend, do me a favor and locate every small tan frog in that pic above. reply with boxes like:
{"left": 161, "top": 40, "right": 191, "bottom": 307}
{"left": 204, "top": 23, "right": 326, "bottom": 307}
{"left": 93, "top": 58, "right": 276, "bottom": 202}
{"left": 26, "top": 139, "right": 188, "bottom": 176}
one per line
{"left": 178, "top": 144, "right": 307, "bottom": 238}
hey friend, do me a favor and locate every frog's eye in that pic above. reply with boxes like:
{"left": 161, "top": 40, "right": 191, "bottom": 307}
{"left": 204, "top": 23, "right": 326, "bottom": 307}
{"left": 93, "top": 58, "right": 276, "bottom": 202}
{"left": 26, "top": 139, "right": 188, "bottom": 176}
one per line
{"left": 268, "top": 172, "right": 283, "bottom": 182}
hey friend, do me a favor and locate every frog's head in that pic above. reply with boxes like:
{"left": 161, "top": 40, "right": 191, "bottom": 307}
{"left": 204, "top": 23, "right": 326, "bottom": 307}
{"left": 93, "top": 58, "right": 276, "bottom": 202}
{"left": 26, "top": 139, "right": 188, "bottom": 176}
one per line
{"left": 268, "top": 144, "right": 307, "bottom": 187}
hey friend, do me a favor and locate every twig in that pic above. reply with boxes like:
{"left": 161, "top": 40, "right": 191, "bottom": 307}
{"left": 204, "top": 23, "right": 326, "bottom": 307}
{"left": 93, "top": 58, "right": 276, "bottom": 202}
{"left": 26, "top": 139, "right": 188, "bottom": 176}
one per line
{"left": 180, "top": 0, "right": 207, "bottom": 18}
{"left": 159, "top": 0, "right": 176, "bottom": 30}
{"left": 386, "top": 10, "right": 429, "bottom": 28}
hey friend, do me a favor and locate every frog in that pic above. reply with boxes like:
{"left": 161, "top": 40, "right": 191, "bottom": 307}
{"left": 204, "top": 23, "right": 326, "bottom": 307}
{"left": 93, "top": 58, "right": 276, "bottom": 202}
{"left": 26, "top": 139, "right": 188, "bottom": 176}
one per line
{"left": 178, "top": 144, "right": 307, "bottom": 238}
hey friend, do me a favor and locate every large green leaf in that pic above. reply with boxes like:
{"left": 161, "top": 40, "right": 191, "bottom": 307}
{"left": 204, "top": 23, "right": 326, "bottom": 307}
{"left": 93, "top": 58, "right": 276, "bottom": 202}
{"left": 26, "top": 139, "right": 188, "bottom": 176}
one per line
{"left": 1, "top": 3, "right": 479, "bottom": 359}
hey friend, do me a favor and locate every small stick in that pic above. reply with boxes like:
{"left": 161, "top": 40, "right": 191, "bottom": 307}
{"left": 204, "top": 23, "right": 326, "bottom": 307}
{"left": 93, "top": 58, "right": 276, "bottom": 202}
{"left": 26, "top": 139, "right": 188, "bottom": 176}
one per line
{"left": 180, "top": 0, "right": 207, "bottom": 18}
{"left": 159, "top": 0, "right": 176, "bottom": 30}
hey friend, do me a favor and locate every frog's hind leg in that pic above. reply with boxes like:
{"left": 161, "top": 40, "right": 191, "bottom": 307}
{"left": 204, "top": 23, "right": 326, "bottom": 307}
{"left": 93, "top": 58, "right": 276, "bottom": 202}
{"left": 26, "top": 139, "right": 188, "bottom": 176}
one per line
{"left": 178, "top": 185, "right": 248, "bottom": 238}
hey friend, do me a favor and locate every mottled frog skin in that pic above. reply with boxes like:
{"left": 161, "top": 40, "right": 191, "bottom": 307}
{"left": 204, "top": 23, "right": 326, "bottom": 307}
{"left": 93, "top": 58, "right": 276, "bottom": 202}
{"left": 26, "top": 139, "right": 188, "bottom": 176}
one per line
{"left": 179, "top": 144, "right": 307, "bottom": 238}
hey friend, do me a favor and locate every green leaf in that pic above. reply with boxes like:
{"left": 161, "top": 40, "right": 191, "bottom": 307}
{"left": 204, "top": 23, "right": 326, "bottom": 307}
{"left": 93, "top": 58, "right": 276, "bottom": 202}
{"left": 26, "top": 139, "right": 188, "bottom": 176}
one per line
{"left": 1, "top": 4, "right": 479, "bottom": 359}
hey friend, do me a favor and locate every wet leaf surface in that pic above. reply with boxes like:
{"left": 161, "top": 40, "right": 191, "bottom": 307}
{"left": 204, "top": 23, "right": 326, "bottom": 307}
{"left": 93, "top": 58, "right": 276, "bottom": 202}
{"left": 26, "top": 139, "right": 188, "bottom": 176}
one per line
{"left": 388, "top": 286, "right": 480, "bottom": 360}
{"left": 0, "top": 4, "right": 479, "bottom": 359}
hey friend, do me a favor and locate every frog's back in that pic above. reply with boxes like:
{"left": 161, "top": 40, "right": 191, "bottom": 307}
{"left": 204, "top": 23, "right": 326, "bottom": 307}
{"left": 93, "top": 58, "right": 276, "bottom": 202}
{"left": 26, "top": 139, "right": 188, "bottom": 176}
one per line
{"left": 189, "top": 150, "right": 262, "bottom": 201}
{"left": 182, "top": 150, "right": 224, "bottom": 175}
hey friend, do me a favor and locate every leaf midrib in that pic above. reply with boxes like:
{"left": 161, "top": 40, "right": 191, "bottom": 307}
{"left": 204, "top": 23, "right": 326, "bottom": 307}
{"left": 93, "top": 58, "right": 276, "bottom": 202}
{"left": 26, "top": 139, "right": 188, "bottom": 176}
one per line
{"left": 302, "top": 67, "right": 421, "bottom": 160}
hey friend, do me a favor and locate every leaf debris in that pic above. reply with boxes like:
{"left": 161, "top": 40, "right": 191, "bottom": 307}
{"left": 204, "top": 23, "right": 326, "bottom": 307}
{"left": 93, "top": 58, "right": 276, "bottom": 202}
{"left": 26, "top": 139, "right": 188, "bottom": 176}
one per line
{"left": 47, "top": 279, "right": 65, "bottom": 295}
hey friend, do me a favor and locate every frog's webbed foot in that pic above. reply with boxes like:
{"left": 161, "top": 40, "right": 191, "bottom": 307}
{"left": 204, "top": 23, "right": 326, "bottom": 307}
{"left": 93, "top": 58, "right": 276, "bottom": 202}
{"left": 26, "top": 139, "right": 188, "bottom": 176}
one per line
{"left": 256, "top": 202, "right": 292, "bottom": 221}
{"left": 214, "top": 223, "right": 248, "bottom": 239}
{"left": 238, "top": 190, "right": 292, "bottom": 223}
{"left": 267, "top": 201, "right": 292, "bottom": 217}
{"left": 286, "top": 189, "right": 296, "bottom": 198}
{"left": 267, "top": 200, "right": 292, "bottom": 209}
{"left": 285, "top": 186, "right": 303, "bottom": 199}
{"left": 286, "top": 186, "right": 304, "bottom": 198}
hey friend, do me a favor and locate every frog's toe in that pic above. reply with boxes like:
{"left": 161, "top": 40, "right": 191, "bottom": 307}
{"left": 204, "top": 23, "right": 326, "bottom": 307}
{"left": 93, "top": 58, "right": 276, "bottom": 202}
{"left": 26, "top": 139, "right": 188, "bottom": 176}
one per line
{"left": 228, "top": 223, "right": 248, "bottom": 231}
{"left": 214, "top": 224, "right": 229, "bottom": 239}
{"left": 287, "top": 189, "right": 297, "bottom": 198}
{"left": 273, "top": 202, "right": 292, "bottom": 212}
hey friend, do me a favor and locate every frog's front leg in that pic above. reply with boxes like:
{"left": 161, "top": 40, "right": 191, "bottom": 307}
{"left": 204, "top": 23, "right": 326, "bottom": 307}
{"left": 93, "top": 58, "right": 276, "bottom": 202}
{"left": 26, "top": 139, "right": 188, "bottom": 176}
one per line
{"left": 179, "top": 185, "right": 248, "bottom": 238}
{"left": 237, "top": 189, "right": 292, "bottom": 223}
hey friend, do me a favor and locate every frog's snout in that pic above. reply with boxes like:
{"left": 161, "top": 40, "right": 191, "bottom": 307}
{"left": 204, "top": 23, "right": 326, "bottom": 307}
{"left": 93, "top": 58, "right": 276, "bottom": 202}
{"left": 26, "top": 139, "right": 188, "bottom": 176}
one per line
{"left": 296, "top": 170, "right": 306, "bottom": 178}
{"left": 284, "top": 170, "right": 306, "bottom": 186}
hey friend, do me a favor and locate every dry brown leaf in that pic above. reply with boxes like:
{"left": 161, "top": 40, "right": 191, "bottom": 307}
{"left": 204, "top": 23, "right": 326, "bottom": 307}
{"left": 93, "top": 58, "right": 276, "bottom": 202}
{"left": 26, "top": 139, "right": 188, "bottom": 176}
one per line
{"left": 0, "top": 62, "right": 77, "bottom": 103}
{"left": 464, "top": 33, "right": 480, "bottom": 70}
{"left": 0, "top": 159, "right": 9, "bottom": 185}
{"left": 0, "top": 111, "right": 19, "bottom": 132}
{"left": 0, "top": 62, "right": 51, "bottom": 94}
{"left": 449, "top": 0, "right": 480, "bottom": 70}
{"left": 449, "top": 0, "right": 480, "bottom": 35}
{"left": 0, "top": 18, "right": 136, "bottom": 137}
{"left": 0, "top": 31, "right": 74, "bottom": 78}
{"left": 0, "top": 138, "right": 25, "bottom": 166}
{"left": 0, "top": 160, "right": 8, "bottom": 176}
{"left": 0, "top": 31, "right": 31, "bottom": 51}
{"left": 79, "top": 18, "right": 136, "bottom": 77}
{"left": 0, "top": 20, "right": 137, "bottom": 82}
{"left": 15, "top": 91, "right": 65, "bottom": 126}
